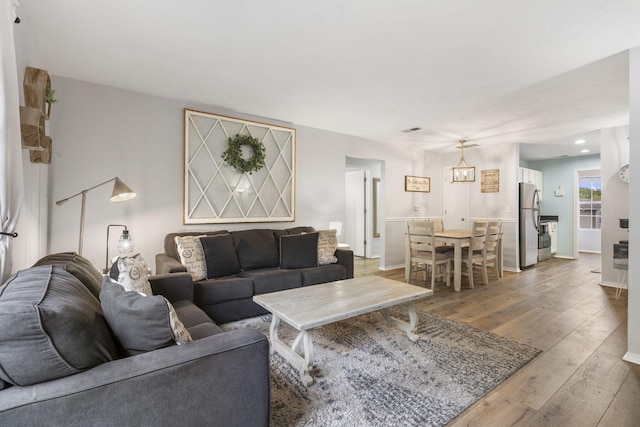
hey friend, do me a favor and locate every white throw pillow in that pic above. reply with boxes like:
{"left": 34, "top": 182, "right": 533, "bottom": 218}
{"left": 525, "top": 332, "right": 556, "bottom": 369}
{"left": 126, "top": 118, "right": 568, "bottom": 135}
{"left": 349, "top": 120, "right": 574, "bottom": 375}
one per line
{"left": 174, "top": 235, "right": 207, "bottom": 281}
{"left": 317, "top": 229, "right": 339, "bottom": 265}
{"left": 166, "top": 299, "right": 192, "bottom": 345}
{"left": 117, "top": 254, "right": 153, "bottom": 296}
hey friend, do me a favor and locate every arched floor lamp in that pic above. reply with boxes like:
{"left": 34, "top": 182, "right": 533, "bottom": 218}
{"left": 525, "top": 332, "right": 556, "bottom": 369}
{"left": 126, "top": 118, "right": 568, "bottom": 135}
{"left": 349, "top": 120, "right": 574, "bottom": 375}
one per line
{"left": 56, "top": 177, "right": 136, "bottom": 255}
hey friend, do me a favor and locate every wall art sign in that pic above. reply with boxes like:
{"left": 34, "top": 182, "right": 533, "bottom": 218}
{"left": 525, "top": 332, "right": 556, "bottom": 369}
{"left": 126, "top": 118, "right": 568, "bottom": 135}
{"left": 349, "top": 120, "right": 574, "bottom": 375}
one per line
{"left": 183, "top": 109, "right": 296, "bottom": 224}
{"left": 405, "top": 175, "right": 430, "bottom": 192}
{"left": 481, "top": 169, "right": 500, "bottom": 193}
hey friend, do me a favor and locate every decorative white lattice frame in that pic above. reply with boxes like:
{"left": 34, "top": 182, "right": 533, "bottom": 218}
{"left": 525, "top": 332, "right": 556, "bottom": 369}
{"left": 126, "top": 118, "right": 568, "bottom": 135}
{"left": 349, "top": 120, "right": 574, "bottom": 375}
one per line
{"left": 183, "top": 109, "right": 296, "bottom": 224}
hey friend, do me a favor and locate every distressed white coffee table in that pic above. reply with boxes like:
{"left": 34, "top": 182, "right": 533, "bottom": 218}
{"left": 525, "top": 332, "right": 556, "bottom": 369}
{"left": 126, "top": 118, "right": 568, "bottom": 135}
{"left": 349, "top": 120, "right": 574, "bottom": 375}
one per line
{"left": 253, "top": 276, "right": 432, "bottom": 386}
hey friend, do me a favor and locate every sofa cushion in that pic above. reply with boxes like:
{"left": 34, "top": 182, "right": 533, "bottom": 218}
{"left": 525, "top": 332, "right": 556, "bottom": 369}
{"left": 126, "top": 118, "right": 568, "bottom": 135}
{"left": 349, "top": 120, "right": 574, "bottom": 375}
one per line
{"left": 0, "top": 265, "right": 117, "bottom": 386}
{"left": 117, "top": 253, "right": 152, "bottom": 295}
{"left": 174, "top": 235, "right": 207, "bottom": 281}
{"left": 164, "top": 302, "right": 223, "bottom": 339}
{"left": 274, "top": 226, "right": 316, "bottom": 251}
{"left": 33, "top": 252, "right": 103, "bottom": 298}
{"left": 238, "top": 268, "right": 302, "bottom": 294}
{"left": 300, "top": 264, "right": 348, "bottom": 286}
{"left": 286, "top": 226, "right": 316, "bottom": 234}
{"left": 100, "top": 278, "right": 192, "bottom": 356}
{"left": 318, "top": 229, "right": 339, "bottom": 265}
{"left": 201, "top": 234, "right": 241, "bottom": 278}
{"left": 193, "top": 277, "right": 254, "bottom": 305}
{"left": 232, "top": 229, "right": 279, "bottom": 270}
{"left": 280, "top": 232, "right": 319, "bottom": 269}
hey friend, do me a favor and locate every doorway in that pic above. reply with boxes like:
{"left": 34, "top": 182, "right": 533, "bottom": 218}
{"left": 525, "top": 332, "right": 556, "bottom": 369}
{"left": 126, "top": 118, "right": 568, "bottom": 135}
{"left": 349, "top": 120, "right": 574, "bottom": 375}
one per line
{"left": 344, "top": 157, "right": 384, "bottom": 259}
{"left": 443, "top": 166, "right": 470, "bottom": 229}
{"left": 576, "top": 169, "right": 602, "bottom": 254}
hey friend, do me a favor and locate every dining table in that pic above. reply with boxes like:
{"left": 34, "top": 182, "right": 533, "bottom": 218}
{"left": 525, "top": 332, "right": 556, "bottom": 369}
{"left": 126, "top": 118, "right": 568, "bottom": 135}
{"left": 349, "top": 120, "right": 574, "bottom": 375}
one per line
{"left": 433, "top": 229, "right": 472, "bottom": 292}
{"left": 405, "top": 227, "right": 504, "bottom": 292}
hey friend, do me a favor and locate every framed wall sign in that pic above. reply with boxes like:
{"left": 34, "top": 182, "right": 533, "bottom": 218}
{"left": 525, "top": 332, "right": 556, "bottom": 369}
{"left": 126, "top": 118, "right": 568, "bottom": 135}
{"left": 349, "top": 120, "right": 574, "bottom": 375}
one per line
{"left": 405, "top": 175, "right": 430, "bottom": 193}
{"left": 481, "top": 169, "right": 500, "bottom": 193}
{"left": 183, "top": 109, "right": 296, "bottom": 224}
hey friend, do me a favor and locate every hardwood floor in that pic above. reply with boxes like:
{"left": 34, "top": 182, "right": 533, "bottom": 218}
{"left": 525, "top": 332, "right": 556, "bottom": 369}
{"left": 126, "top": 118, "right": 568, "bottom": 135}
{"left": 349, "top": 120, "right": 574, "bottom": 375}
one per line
{"left": 354, "top": 254, "right": 639, "bottom": 426}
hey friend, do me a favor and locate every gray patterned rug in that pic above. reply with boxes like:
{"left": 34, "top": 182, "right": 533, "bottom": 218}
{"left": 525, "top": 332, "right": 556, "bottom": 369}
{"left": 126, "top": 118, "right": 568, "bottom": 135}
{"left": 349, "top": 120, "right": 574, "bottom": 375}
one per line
{"left": 222, "top": 307, "right": 540, "bottom": 426}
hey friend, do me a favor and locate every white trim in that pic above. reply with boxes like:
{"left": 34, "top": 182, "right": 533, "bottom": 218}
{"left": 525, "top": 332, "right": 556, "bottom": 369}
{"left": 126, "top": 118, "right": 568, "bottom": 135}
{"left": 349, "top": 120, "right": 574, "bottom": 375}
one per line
{"left": 600, "top": 281, "right": 626, "bottom": 288}
{"left": 623, "top": 352, "right": 640, "bottom": 366}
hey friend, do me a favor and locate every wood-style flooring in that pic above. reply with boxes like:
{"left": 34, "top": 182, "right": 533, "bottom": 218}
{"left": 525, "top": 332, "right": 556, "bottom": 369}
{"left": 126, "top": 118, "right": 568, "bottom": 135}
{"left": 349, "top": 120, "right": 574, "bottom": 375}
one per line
{"left": 355, "top": 254, "right": 638, "bottom": 426}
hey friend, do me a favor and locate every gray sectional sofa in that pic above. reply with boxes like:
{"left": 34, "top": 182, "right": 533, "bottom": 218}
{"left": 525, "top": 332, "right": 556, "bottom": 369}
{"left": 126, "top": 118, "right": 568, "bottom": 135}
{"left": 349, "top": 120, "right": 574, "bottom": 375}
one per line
{"left": 156, "top": 226, "right": 355, "bottom": 323}
{"left": 0, "top": 253, "right": 270, "bottom": 426}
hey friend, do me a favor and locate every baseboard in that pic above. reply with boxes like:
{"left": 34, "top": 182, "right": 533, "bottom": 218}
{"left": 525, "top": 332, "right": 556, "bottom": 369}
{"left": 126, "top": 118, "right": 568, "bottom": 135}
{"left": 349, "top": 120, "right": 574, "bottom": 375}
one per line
{"left": 380, "top": 263, "right": 404, "bottom": 271}
{"left": 623, "top": 352, "right": 640, "bottom": 366}
{"left": 600, "top": 281, "right": 627, "bottom": 288}
{"left": 552, "top": 255, "right": 575, "bottom": 260}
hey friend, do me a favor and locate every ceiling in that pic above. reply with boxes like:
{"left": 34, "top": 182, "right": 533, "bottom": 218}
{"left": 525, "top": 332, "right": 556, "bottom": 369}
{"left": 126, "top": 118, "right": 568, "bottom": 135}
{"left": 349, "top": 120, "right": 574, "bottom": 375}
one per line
{"left": 17, "top": 1, "right": 640, "bottom": 160}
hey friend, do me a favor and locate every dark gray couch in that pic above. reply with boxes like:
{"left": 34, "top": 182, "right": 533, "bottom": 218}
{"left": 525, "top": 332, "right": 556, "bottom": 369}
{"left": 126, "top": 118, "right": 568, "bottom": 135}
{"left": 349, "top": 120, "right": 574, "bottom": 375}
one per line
{"left": 0, "top": 254, "right": 270, "bottom": 426}
{"left": 156, "top": 227, "right": 355, "bottom": 323}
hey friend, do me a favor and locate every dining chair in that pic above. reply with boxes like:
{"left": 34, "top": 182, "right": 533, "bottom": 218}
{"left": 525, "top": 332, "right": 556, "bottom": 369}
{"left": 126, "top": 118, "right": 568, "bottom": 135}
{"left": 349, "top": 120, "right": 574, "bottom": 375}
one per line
{"left": 407, "top": 219, "right": 451, "bottom": 291}
{"left": 425, "top": 218, "right": 452, "bottom": 253}
{"left": 453, "top": 220, "right": 489, "bottom": 289}
{"left": 482, "top": 220, "right": 502, "bottom": 282}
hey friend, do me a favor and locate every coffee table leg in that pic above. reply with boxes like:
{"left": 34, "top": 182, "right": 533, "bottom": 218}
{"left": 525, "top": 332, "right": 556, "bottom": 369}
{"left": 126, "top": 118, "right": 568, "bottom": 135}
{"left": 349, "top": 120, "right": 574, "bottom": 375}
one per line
{"left": 268, "top": 315, "right": 315, "bottom": 386}
{"left": 380, "top": 301, "right": 420, "bottom": 342}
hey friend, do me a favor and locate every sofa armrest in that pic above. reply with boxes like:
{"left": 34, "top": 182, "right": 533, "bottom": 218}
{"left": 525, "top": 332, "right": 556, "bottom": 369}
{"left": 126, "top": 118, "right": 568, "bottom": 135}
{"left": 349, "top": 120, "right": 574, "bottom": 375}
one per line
{"left": 335, "top": 248, "right": 354, "bottom": 279}
{"left": 148, "top": 273, "right": 193, "bottom": 303}
{"left": 155, "top": 253, "right": 188, "bottom": 275}
{"left": 0, "top": 329, "right": 270, "bottom": 427}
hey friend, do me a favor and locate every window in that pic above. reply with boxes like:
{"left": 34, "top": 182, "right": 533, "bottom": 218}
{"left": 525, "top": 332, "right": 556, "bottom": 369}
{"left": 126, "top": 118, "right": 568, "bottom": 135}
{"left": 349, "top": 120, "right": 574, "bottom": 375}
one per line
{"left": 578, "top": 175, "right": 601, "bottom": 229}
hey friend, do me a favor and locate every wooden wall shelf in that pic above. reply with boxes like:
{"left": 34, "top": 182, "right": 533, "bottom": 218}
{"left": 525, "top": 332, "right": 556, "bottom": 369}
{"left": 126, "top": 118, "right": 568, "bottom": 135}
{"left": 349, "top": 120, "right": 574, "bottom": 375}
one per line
{"left": 20, "top": 106, "right": 45, "bottom": 151}
{"left": 21, "top": 66, "right": 53, "bottom": 163}
{"left": 24, "top": 67, "right": 51, "bottom": 119}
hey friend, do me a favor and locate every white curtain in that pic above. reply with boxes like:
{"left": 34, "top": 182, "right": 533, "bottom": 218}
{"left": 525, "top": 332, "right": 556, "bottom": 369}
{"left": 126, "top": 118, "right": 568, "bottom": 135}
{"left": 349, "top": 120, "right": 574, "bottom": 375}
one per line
{"left": 0, "top": 0, "right": 24, "bottom": 283}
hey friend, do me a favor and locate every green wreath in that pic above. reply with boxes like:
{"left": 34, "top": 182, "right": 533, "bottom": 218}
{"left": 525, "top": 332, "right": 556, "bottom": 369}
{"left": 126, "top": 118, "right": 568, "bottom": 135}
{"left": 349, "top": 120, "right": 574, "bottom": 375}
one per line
{"left": 221, "top": 134, "right": 266, "bottom": 174}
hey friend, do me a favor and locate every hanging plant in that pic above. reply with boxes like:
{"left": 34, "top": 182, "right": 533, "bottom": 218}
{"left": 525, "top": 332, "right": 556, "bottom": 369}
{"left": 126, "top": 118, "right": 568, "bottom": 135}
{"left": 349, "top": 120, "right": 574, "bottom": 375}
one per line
{"left": 222, "top": 134, "right": 266, "bottom": 174}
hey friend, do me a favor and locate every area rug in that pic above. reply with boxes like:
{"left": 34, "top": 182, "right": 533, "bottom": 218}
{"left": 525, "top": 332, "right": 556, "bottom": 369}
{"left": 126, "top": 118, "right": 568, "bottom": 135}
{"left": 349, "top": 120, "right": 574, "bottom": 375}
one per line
{"left": 222, "top": 307, "right": 540, "bottom": 427}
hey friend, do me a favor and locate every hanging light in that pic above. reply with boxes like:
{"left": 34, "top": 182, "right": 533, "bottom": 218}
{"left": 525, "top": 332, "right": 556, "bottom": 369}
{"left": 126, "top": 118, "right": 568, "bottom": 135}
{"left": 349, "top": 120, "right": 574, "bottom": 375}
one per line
{"left": 451, "top": 140, "right": 476, "bottom": 183}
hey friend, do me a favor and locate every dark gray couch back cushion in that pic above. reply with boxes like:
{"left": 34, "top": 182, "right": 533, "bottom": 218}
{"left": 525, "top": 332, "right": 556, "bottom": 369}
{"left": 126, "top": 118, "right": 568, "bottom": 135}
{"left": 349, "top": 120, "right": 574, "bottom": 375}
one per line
{"left": 0, "top": 265, "right": 118, "bottom": 386}
{"left": 231, "top": 229, "right": 279, "bottom": 270}
{"left": 33, "top": 252, "right": 103, "bottom": 298}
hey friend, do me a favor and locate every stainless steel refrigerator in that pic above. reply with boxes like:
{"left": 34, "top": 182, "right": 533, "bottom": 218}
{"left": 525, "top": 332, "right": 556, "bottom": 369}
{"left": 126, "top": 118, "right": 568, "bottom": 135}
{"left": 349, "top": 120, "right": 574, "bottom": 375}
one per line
{"left": 519, "top": 182, "right": 540, "bottom": 268}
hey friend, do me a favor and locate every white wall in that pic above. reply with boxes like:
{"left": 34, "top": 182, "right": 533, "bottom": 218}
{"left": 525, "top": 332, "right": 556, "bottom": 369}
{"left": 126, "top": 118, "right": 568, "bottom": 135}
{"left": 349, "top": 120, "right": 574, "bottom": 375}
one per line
{"left": 599, "top": 126, "right": 630, "bottom": 285}
{"left": 626, "top": 46, "right": 640, "bottom": 364}
{"left": 11, "top": 18, "right": 50, "bottom": 271}
{"left": 41, "top": 77, "right": 425, "bottom": 273}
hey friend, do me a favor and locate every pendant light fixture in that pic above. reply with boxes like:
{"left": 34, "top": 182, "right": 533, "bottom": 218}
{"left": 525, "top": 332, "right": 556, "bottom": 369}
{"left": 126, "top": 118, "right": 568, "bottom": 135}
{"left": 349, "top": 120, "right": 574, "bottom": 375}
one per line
{"left": 451, "top": 140, "right": 475, "bottom": 183}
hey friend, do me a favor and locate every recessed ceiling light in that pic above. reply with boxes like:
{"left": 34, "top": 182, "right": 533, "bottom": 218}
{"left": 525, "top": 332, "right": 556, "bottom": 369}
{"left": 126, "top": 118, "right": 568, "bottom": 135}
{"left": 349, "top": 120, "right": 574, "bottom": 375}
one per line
{"left": 575, "top": 139, "right": 586, "bottom": 144}
{"left": 581, "top": 149, "right": 590, "bottom": 153}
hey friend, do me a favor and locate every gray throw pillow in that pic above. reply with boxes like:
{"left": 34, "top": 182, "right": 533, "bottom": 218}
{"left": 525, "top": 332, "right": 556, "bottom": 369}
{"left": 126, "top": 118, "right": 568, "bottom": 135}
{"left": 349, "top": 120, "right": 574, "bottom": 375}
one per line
{"left": 100, "top": 278, "right": 192, "bottom": 356}
{"left": 201, "top": 234, "right": 241, "bottom": 278}
{"left": 280, "top": 232, "right": 319, "bottom": 269}
{"left": 0, "top": 265, "right": 118, "bottom": 386}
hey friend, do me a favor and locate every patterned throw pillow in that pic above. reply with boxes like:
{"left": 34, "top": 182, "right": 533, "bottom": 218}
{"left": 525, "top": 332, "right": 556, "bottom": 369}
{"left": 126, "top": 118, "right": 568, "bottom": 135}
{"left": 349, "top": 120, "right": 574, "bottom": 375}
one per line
{"left": 317, "top": 229, "right": 339, "bottom": 265}
{"left": 174, "top": 235, "right": 207, "bottom": 281}
{"left": 117, "top": 254, "right": 152, "bottom": 296}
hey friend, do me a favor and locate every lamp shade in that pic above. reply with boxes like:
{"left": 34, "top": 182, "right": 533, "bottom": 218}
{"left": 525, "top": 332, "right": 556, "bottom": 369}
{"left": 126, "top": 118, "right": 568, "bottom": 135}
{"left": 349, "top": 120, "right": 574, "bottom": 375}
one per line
{"left": 111, "top": 177, "right": 136, "bottom": 202}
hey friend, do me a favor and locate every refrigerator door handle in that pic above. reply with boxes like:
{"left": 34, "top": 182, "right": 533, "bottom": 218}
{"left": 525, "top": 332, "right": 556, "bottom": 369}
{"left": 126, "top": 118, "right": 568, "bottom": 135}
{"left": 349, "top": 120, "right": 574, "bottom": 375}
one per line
{"left": 534, "top": 190, "right": 541, "bottom": 232}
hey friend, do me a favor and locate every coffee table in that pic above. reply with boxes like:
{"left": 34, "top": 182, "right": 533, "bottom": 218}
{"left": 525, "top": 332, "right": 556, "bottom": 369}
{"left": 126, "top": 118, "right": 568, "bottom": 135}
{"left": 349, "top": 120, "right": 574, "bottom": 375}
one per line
{"left": 253, "top": 276, "right": 433, "bottom": 386}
